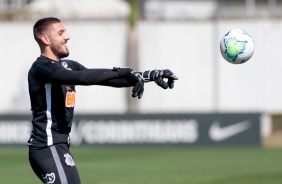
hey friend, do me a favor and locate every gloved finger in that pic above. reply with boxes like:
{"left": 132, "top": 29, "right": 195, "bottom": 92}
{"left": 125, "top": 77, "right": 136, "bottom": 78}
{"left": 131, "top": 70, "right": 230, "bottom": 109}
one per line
{"left": 137, "top": 81, "right": 145, "bottom": 99}
{"left": 132, "top": 85, "right": 140, "bottom": 97}
{"left": 162, "top": 70, "right": 178, "bottom": 80}
{"left": 132, "top": 81, "right": 144, "bottom": 98}
{"left": 132, "top": 82, "right": 139, "bottom": 93}
{"left": 168, "top": 78, "right": 175, "bottom": 89}
{"left": 168, "top": 74, "right": 178, "bottom": 80}
{"left": 162, "top": 70, "right": 173, "bottom": 78}
{"left": 138, "top": 88, "right": 144, "bottom": 99}
{"left": 155, "top": 77, "right": 168, "bottom": 89}
{"left": 132, "top": 88, "right": 139, "bottom": 98}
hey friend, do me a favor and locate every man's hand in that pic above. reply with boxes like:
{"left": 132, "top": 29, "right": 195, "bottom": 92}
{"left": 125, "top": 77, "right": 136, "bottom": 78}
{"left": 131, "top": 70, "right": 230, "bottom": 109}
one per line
{"left": 113, "top": 67, "right": 144, "bottom": 99}
{"left": 128, "top": 71, "right": 144, "bottom": 99}
{"left": 152, "top": 69, "right": 178, "bottom": 89}
{"left": 140, "top": 69, "right": 178, "bottom": 89}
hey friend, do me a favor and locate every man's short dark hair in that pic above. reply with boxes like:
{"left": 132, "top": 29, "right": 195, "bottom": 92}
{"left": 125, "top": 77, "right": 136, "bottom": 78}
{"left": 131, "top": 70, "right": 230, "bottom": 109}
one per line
{"left": 33, "top": 17, "right": 61, "bottom": 41}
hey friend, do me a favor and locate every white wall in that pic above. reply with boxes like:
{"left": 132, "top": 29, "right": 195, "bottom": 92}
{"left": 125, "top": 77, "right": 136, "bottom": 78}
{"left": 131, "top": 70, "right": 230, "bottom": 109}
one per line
{"left": 138, "top": 21, "right": 214, "bottom": 112}
{"left": 1, "top": 19, "right": 282, "bottom": 114}
{"left": 0, "top": 22, "right": 36, "bottom": 114}
{"left": 138, "top": 19, "right": 282, "bottom": 113}
{"left": 0, "top": 21, "right": 128, "bottom": 114}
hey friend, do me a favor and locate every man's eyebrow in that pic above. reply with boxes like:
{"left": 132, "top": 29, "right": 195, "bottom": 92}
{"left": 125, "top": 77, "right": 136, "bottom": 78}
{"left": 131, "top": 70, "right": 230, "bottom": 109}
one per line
{"left": 58, "top": 29, "right": 65, "bottom": 34}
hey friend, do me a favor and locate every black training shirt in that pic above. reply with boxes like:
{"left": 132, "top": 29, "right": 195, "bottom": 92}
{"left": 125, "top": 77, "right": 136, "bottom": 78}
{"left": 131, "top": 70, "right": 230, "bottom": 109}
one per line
{"left": 27, "top": 56, "right": 134, "bottom": 149}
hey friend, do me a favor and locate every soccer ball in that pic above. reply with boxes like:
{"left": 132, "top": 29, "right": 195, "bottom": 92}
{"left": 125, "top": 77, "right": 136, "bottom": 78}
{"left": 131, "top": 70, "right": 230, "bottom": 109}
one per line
{"left": 220, "top": 29, "right": 255, "bottom": 64}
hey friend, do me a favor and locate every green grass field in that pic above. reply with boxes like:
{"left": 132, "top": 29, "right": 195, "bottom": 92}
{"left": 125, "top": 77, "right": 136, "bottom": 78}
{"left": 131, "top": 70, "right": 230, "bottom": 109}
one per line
{"left": 0, "top": 146, "right": 281, "bottom": 184}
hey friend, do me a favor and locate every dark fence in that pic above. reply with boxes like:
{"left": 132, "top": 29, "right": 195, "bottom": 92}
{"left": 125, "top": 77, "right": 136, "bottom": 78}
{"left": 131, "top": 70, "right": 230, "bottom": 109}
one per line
{"left": 0, "top": 113, "right": 261, "bottom": 146}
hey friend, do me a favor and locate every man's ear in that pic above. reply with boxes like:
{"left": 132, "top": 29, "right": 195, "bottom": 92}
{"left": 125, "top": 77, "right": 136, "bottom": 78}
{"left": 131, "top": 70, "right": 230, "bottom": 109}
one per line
{"left": 41, "top": 35, "right": 50, "bottom": 45}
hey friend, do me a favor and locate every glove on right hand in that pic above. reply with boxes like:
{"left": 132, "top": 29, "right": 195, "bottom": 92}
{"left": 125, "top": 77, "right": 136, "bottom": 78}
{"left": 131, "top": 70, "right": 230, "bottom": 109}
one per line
{"left": 152, "top": 69, "right": 178, "bottom": 89}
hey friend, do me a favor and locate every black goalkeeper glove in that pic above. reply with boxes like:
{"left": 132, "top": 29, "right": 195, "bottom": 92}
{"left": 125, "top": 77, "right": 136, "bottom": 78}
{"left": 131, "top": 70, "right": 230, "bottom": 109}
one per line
{"left": 113, "top": 67, "right": 144, "bottom": 99}
{"left": 139, "top": 69, "right": 178, "bottom": 89}
{"left": 128, "top": 71, "right": 144, "bottom": 99}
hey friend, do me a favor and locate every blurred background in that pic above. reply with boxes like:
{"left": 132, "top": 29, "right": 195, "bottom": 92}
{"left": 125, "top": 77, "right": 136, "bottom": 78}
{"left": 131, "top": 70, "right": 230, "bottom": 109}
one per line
{"left": 0, "top": 0, "right": 282, "bottom": 147}
{"left": 1, "top": 1, "right": 282, "bottom": 184}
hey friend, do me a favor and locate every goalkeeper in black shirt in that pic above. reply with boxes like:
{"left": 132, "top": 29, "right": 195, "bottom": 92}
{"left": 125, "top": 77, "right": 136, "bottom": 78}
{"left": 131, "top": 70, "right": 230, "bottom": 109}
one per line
{"left": 27, "top": 17, "right": 178, "bottom": 184}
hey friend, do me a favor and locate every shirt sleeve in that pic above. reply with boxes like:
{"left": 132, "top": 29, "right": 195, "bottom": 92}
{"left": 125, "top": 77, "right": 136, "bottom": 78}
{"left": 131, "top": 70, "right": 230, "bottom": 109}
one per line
{"left": 49, "top": 68, "right": 122, "bottom": 85}
{"left": 34, "top": 61, "right": 135, "bottom": 86}
{"left": 99, "top": 78, "right": 135, "bottom": 87}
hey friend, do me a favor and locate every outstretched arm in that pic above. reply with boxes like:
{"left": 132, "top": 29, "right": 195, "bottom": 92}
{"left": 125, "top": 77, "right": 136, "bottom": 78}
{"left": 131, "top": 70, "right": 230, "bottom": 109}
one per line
{"left": 50, "top": 67, "right": 145, "bottom": 99}
{"left": 32, "top": 59, "right": 145, "bottom": 98}
{"left": 48, "top": 68, "right": 144, "bottom": 99}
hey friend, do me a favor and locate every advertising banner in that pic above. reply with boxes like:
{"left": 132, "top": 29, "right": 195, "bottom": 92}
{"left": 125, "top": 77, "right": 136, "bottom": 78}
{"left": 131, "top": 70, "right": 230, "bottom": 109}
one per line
{"left": 0, "top": 113, "right": 261, "bottom": 146}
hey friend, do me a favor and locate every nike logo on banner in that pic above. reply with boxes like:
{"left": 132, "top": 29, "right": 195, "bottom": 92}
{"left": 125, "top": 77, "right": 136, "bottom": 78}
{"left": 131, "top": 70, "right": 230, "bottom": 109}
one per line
{"left": 209, "top": 121, "right": 251, "bottom": 141}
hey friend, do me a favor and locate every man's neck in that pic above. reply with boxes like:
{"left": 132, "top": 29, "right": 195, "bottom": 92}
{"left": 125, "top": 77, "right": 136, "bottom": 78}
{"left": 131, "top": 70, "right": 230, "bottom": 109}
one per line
{"left": 41, "top": 51, "right": 60, "bottom": 61}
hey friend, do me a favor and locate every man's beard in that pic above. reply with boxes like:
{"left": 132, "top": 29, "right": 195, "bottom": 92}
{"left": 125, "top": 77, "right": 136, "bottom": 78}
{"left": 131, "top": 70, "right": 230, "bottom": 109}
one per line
{"left": 50, "top": 43, "right": 69, "bottom": 59}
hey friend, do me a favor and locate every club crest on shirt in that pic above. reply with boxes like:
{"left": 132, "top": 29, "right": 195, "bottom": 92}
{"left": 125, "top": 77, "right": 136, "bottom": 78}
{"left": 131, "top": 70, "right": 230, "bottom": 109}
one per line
{"left": 42, "top": 172, "right": 55, "bottom": 184}
{"left": 64, "top": 153, "right": 75, "bottom": 166}
{"left": 61, "top": 61, "right": 72, "bottom": 70}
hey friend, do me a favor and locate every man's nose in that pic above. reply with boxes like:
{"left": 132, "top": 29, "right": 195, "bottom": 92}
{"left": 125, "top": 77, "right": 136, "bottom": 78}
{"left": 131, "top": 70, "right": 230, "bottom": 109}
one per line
{"left": 65, "top": 32, "right": 70, "bottom": 40}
